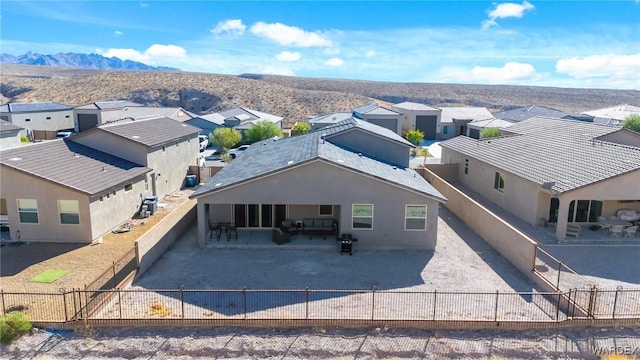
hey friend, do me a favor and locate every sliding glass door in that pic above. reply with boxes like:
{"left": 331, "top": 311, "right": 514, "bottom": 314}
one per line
{"left": 233, "top": 204, "right": 286, "bottom": 228}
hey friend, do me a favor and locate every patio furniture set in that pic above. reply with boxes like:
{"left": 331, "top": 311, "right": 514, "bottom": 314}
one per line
{"left": 209, "top": 221, "right": 238, "bottom": 241}
{"left": 597, "top": 209, "right": 640, "bottom": 238}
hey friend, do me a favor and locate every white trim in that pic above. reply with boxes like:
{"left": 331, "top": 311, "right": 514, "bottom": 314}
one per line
{"left": 352, "top": 203, "right": 373, "bottom": 230}
{"left": 17, "top": 198, "right": 39, "bottom": 224}
{"left": 58, "top": 199, "right": 80, "bottom": 225}
{"left": 404, "top": 204, "right": 427, "bottom": 231}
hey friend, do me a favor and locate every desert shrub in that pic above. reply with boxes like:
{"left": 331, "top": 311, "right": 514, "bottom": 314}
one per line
{"left": 405, "top": 129, "right": 424, "bottom": 146}
{"left": 20, "top": 135, "right": 30, "bottom": 143}
{"left": 622, "top": 114, "right": 640, "bottom": 132}
{"left": 481, "top": 127, "right": 503, "bottom": 138}
{"left": 291, "top": 122, "right": 311, "bottom": 136}
{"left": 0, "top": 312, "right": 33, "bottom": 344}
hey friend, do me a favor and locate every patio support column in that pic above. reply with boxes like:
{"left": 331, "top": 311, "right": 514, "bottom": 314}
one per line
{"left": 555, "top": 196, "right": 570, "bottom": 242}
{"left": 197, "top": 201, "right": 207, "bottom": 247}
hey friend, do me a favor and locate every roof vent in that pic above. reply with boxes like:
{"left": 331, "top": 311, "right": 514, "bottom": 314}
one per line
{"left": 132, "top": 135, "right": 140, "bottom": 139}
{"left": 287, "top": 160, "right": 294, "bottom": 165}
{"left": 215, "top": 183, "right": 222, "bottom": 187}
{"left": 393, "top": 166, "right": 397, "bottom": 170}
{"left": 358, "top": 153, "right": 363, "bottom": 157}
{"left": 9, "top": 157, "right": 22, "bottom": 161}
{"left": 102, "top": 166, "right": 106, "bottom": 172}
{"left": 74, "top": 153, "right": 79, "bottom": 158}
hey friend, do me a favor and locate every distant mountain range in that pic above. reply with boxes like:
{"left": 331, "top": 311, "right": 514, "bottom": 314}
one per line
{"left": 0, "top": 52, "right": 179, "bottom": 71}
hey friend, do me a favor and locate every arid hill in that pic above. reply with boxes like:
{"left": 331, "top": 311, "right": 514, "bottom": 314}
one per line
{"left": 1, "top": 64, "right": 638, "bottom": 127}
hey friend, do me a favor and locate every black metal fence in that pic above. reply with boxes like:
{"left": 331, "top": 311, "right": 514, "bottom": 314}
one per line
{"left": 2, "top": 286, "right": 638, "bottom": 324}
{"left": 533, "top": 246, "right": 591, "bottom": 292}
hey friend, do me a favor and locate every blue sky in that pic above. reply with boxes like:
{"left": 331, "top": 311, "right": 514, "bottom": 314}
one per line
{"left": 2, "top": 1, "right": 639, "bottom": 89}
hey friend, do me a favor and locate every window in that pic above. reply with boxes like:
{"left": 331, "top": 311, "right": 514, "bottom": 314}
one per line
{"left": 46, "top": 116, "right": 51, "bottom": 120}
{"left": 405, "top": 205, "right": 427, "bottom": 230}
{"left": 442, "top": 125, "right": 449, "bottom": 135}
{"left": 124, "top": 183, "right": 133, "bottom": 191}
{"left": 352, "top": 204, "right": 373, "bottom": 229}
{"left": 494, "top": 172, "right": 505, "bottom": 192}
{"left": 65, "top": 115, "right": 70, "bottom": 118}
{"left": 464, "top": 159, "right": 469, "bottom": 175}
{"left": 25, "top": 118, "right": 31, "bottom": 122}
{"left": 58, "top": 200, "right": 80, "bottom": 225}
{"left": 319, "top": 205, "right": 333, "bottom": 216}
{"left": 17, "top": 199, "right": 38, "bottom": 223}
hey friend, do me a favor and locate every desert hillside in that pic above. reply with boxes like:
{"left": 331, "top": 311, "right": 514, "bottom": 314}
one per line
{"left": 1, "top": 64, "right": 638, "bottom": 127}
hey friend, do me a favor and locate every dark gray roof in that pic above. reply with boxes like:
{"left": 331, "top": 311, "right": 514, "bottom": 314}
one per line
{"left": 493, "top": 105, "right": 579, "bottom": 122}
{"left": 439, "top": 117, "right": 640, "bottom": 193}
{"left": 0, "top": 102, "right": 72, "bottom": 113}
{"left": 319, "top": 118, "right": 414, "bottom": 147}
{"left": 218, "top": 107, "right": 257, "bottom": 121}
{"left": 352, "top": 104, "right": 379, "bottom": 114}
{"left": 75, "top": 100, "right": 144, "bottom": 110}
{"left": 98, "top": 117, "right": 200, "bottom": 147}
{"left": 0, "top": 119, "right": 24, "bottom": 133}
{"left": 0, "top": 139, "right": 150, "bottom": 195}
{"left": 191, "top": 125, "right": 445, "bottom": 202}
{"left": 309, "top": 112, "right": 353, "bottom": 125}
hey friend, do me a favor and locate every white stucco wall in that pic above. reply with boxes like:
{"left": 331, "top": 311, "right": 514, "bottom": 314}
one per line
{"left": 4, "top": 110, "right": 74, "bottom": 132}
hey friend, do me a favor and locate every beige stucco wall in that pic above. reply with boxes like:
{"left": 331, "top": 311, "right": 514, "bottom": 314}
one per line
{"left": 4, "top": 110, "right": 74, "bottom": 132}
{"left": 72, "top": 132, "right": 148, "bottom": 165}
{"left": 88, "top": 176, "right": 147, "bottom": 240}
{"left": 146, "top": 135, "right": 200, "bottom": 199}
{"left": 0, "top": 131, "right": 23, "bottom": 150}
{"left": 196, "top": 160, "right": 440, "bottom": 250}
{"left": 391, "top": 107, "right": 442, "bottom": 134}
{"left": 1, "top": 166, "right": 92, "bottom": 242}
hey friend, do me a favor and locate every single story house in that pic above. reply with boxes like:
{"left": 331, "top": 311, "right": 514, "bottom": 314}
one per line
{"left": 439, "top": 117, "right": 640, "bottom": 241}
{"left": 352, "top": 104, "right": 403, "bottom": 135}
{"left": 0, "top": 139, "right": 151, "bottom": 243}
{"left": 308, "top": 112, "right": 352, "bottom": 131}
{"left": 190, "top": 118, "right": 446, "bottom": 250}
{"left": 439, "top": 106, "right": 494, "bottom": 140}
{"left": 0, "top": 102, "right": 74, "bottom": 140}
{"left": 0, "top": 120, "right": 25, "bottom": 150}
{"left": 466, "top": 118, "right": 514, "bottom": 139}
{"left": 493, "top": 105, "right": 592, "bottom": 123}
{"left": 392, "top": 102, "right": 442, "bottom": 140}
{"left": 583, "top": 104, "right": 640, "bottom": 126}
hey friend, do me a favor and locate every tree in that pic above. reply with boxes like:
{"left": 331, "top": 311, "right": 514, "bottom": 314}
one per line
{"left": 405, "top": 129, "right": 424, "bottom": 146}
{"left": 244, "top": 120, "right": 283, "bottom": 143}
{"left": 209, "top": 127, "right": 241, "bottom": 154}
{"left": 622, "top": 114, "right": 640, "bottom": 133}
{"left": 420, "top": 147, "right": 430, "bottom": 164}
{"left": 291, "top": 122, "right": 311, "bottom": 136}
{"left": 481, "top": 127, "right": 502, "bottom": 138}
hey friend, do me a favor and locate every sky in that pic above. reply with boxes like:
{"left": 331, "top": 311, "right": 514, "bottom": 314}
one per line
{"left": 1, "top": 1, "right": 639, "bottom": 90}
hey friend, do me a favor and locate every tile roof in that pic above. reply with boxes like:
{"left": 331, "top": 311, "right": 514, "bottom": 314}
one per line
{"left": 0, "top": 102, "right": 72, "bottom": 113}
{"left": 0, "top": 139, "right": 150, "bottom": 195}
{"left": 493, "top": 105, "right": 571, "bottom": 122}
{"left": 97, "top": 117, "right": 200, "bottom": 147}
{"left": 439, "top": 117, "right": 640, "bottom": 194}
{"left": 583, "top": 104, "right": 640, "bottom": 121}
{"left": 319, "top": 118, "right": 414, "bottom": 147}
{"left": 393, "top": 102, "right": 440, "bottom": 111}
{"left": 100, "top": 107, "right": 198, "bottom": 123}
{"left": 75, "top": 100, "right": 144, "bottom": 110}
{"left": 353, "top": 104, "right": 401, "bottom": 116}
{"left": 467, "top": 118, "right": 514, "bottom": 129}
{"left": 440, "top": 107, "right": 493, "bottom": 123}
{"left": 0, "top": 119, "right": 24, "bottom": 133}
{"left": 309, "top": 112, "right": 353, "bottom": 126}
{"left": 191, "top": 121, "right": 445, "bottom": 201}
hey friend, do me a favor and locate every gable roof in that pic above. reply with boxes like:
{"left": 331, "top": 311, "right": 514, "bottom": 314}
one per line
{"left": 467, "top": 118, "right": 514, "bottom": 130}
{"left": 0, "top": 139, "right": 150, "bottom": 195}
{"left": 0, "top": 102, "right": 72, "bottom": 113}
{"left": 308, "top": 112, "right": 354, "bottom": 126}
{"left": 99, "top": 107, "right": 198, "bottom": 123}
{"left": 0, "top": 119, "right": 24, "bottom": 133}
{"left": 320, "top": 118, "right": 414, "bottom": 147}
{"left": 440, "top": 107, "right": 493, "bottom": 123}
{"left": 94, "top": 117, "right": 200, "bottom": 147}
{"left": 440, "top": 117, "right": 640, "bottom": 193}
{"left": 75, "top": 100, "right": 144, "bottom": 110}
{"left": 583, "top": 104, "right": 640, "bottom": 121}
{"left": 191, "top": 121, "right": 445, "bottom": 201}
{"left": 353, "top": 104, "right": 401, "bottom": 116}
{"left": 393, "top": 102, "right": 440, "bottom": 111}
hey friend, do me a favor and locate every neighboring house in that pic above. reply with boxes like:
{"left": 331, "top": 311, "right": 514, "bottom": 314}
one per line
{"left": 493, "top": 105, "right": 592, "bottom": 123}
{"left": 0, "top": 102, "right": 74, "bottom": 140}
{"left": 466, "top": 118, "right": 514, "bottom": 139}
{"left": 190, "top": 118, "right": 446, "bottom": 250}
{"left": 439, "top": 117, "right": 640, "bottom": 241}
{"left": 391, "top": 102, "right": 442, "bottom": 140}
{"left": 73, "top": 100, "right": 198, "bottom": 132}
{"left": 352, "top": 104, "right": 403, "bottom": 135}
{"left": 72, "top": 117, "right": 201, "bottom": 199}
{"left": 214, "top": 107, "right": 283, "bottom": 131}
{"left": 0, "top": 120, "right": 25, "bottom": 150}
{"left": 308, "top": 112, "right": 352, "bottom": 131}
{"left": 583, "top": 104, "right": 640, "bottom": 126}
{"left": 439, "top": 107, "right": 494, "bottom": 139}
{"left": 183, "top": 115, "right": 224, "bottom": 137}
{"left": 0, "top": 139, "right": 151, "bottom": 243}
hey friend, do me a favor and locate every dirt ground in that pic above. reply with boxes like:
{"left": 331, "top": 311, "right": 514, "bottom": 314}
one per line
{"left": 0, "top": 190, "right": 192, "bottom": 293}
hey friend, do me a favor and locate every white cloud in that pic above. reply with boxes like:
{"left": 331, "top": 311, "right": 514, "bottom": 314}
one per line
{"left": 482, "top": 1, "right": 535, "bottom": 30}
{"left": 256, "top": 65, "right": 295, "bottom": 76}
{"left": 276, "top": 51, "right": 301, "bottom": 62}
{"left": 435, "top": 62, "right": 541, "bottom": 84}
{"left": 100, "top": 44, "right": 186, "bottom": 64}
{"left": 114, "top": 30, "right": 123, "bottom": 37}
{"left": 324, "top": 57, "right": 344, "bottom": 67}
{"left": 365, "top": 50, "right": 376, "bottom": 58}
{"left": 139, "top": 2, "right": 149, "bottom": 8}
{"left": 211, "top": 19, "right": 246, "bottom": 35}
{"left": 555, "top": 53, "right": 640, "bottom": 79}
{"left": 250, "top": 22, "right": 332, "bottom": 47}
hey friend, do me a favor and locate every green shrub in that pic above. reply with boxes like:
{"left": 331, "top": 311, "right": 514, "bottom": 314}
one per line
{"left": 0, "top": 312, "right": 32, "bottom": 344}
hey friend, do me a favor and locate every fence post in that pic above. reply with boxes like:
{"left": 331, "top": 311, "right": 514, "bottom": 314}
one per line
{"left": 556, "top": 262, "right": 562, "bottom": 290}
{"left": 118, "top": 288, "right": 123, "bottom": 319}
{"left": 371, "top": 286, "right": 376, "bottom": 321}
{"left": 112, "top": 262, "right": 117, "bottom": 289}
{"left": 180, "top": 286, "right": 185, "bottom": 319}
{"left": 588, "top": 285, "right": 598, "bottom": 319}
{"left": 612, "top": 286, "right": 621, "bottom": 320}
{"left": 305, "top": 288, "right": 309, "bottom": 320}
{"left": 494, "top": 291, "right": 499, "bottom": 322}
{"left": 1, "top": 290, "right": 5, "bottom": 315}
{"left": 555, "top": 291, "right": 561, "bottom": 321}
{"left": 60, "top": 288, "right": 68, "bottom": 322}
{"left": 243, "top": 287, "right": 247, "bottom": 319}
{"left": 433, "top": 290, "right": 437, "bottom": 321}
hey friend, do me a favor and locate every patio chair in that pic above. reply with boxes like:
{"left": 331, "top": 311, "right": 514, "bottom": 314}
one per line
{"left": 597, "top": 216, "right": 611, "bottom": 233}
{"left": 227, "top": 225, "right": 238, "bottom": 241}
{"left": 623, "top": 226, "right": 638, "bottom": 238}
{"left": 610, "top": 225, "right": 624, "bottom": 238}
